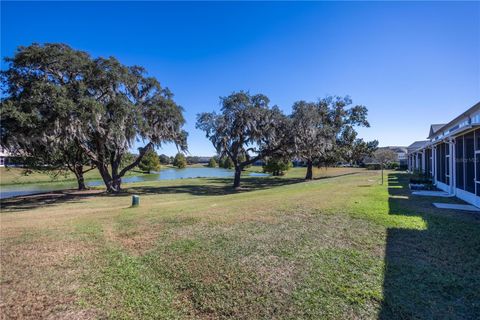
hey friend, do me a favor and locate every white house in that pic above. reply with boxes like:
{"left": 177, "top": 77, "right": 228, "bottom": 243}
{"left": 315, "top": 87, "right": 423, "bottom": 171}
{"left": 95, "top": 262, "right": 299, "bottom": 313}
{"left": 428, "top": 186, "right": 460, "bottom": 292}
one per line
{"left": 407, "top": 101, "right": 480, "bottom": 207}
{"left": 0, "top": 147, "right": 11, "bottom": 167}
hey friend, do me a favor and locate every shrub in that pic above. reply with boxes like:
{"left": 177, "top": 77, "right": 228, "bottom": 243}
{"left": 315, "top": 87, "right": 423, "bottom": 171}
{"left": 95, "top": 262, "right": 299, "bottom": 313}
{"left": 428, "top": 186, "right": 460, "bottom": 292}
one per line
{"left": 263, "top": 158, "right": 292, "bottom": 176}
{"left": 138, "top": 149, "right": 161, "bottom": 173}
{"left": 365, "top": 163, "right": 381, "bottom": 170}
{"left": 219, "top": 157, "right": 234, "bottom": 169}
{"left": 173, "top": 153, "right": 187, "bottom": 169}
{"left": 207, "top": 158, "right": 217, "bottom": 168}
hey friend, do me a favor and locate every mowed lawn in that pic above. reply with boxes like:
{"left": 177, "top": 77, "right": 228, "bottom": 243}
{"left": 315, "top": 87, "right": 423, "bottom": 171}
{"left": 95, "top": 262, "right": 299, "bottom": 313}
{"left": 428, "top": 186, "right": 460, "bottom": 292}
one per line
{"left": 1, "top": 168, "right": 479, "bottom": 319}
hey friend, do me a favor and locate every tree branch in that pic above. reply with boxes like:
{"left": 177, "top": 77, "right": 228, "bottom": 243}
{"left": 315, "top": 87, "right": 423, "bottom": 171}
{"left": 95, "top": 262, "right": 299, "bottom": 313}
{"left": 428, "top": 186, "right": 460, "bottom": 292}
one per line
{"left": 118, "top": 142, "right": 153, "bottom": 177}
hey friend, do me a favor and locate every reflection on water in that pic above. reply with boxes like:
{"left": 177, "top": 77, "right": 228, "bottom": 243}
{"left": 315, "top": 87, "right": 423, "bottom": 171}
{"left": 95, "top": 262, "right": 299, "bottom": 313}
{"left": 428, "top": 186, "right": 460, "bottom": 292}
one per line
{"left": 0, "top": 167, "right": 269, "bottom": 199}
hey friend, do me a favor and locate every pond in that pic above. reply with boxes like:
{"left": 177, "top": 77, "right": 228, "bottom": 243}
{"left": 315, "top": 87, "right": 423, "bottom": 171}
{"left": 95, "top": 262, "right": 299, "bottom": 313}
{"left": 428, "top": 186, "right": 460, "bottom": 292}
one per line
{"left": 0, "top": 167, "right": 269, "bottom": 200}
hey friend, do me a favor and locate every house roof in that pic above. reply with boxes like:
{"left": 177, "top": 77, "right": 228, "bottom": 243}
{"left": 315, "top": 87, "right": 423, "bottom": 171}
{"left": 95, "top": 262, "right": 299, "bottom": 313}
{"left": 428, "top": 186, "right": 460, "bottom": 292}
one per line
{"left": 384, "top": 146, "right": 408, "bottom": 153}
{"left": 427, "top": 101, "right": 480, "bottom": 139}
{"left": 407, "top": 140, "right": 429, "bottom": 153}
{"left": 428, "top": 124, "right": 446, "bottom": 138}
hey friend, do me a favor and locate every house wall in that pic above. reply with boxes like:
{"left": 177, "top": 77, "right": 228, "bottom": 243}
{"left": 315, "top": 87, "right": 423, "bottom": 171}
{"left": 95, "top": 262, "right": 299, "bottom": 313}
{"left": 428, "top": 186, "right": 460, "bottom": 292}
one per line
{"left": 429, "top": 128, "right": 480, "bottom": 207}
{"left": 408, "top": 104, "right": 480, "bottom": 207}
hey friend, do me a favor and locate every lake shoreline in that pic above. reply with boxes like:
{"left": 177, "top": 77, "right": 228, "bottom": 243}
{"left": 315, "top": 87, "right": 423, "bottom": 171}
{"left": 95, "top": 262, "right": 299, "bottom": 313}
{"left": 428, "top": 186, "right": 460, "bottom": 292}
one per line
{"left": 0, "top": 167, "right": 269, "bottom": 200}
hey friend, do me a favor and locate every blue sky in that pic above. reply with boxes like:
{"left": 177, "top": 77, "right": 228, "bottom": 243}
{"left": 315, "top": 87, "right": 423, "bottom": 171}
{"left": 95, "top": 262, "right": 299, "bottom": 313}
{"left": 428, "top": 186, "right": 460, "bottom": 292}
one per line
{"left": 2, "top": 1, "right": 479, "bottom": 156}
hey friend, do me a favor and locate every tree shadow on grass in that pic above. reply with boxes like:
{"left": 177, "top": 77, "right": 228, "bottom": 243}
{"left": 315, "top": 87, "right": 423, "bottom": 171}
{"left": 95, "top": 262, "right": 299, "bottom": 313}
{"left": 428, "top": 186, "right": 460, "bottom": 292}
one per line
{"left": 122, "top": 176, "right": 304, "bottom": 196}
{"left": 0, "top": 171, "right": 362, "bottom": 212}
{"left": 380, "top": 173, "right": 480, "bottom": 319}
{"left": 0, "top": 189, "right": 104, "bottom": 212}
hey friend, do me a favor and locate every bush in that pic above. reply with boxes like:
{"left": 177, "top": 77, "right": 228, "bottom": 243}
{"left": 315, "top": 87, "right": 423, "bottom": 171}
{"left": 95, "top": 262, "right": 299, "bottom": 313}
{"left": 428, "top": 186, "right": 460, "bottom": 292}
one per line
{"left": 219, "top": 157, "right": 234, "bottom": 169}
{"left": 409, "top": 172, "right": 433, "bottom": 184}
{"left": 207, "top": 158, "right": 217, "bottom": 168}
{"left": 173, "top": 153, "right": 187, "bottom": 169}
{"left": 138, "top": 149, "right": 161, "bottom": 173}
{"left": 385, "top": 162, "right": 399, "bottom": 170}
{"left": 365, "top": 163, "right": 381, "bottom": 170}
{"left": 263, "top": 158, "right": 292, "bottom": 176}
{"left": 158, "top": 154, "right": 171, "bottom": 165}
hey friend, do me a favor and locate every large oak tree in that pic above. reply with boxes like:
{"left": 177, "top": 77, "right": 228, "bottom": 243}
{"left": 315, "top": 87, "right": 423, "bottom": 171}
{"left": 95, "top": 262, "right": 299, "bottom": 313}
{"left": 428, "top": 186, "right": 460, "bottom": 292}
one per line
{"left": 1, "top": 44, "right": 94, "bottom": 189}
{"left": 197, "top": 91, "right": 290, "bottom": 188}
{"left": 1, "top": 43, "right": 187, "bottom": 192}
{"left": 291, "top": 96, "right": 370, "bottom": 179}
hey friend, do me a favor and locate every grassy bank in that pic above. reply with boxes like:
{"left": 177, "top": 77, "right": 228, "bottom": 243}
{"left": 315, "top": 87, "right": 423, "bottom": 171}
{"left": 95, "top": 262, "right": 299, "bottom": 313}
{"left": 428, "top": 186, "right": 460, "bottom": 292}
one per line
{"left": 0, "top": 164, "right": 214, "bottom": 186}
{"left": 1, "top": 168, "right": 479, "bottom": 319}
{"left": 0, "top": 167, "right": 143, "bottom": 186}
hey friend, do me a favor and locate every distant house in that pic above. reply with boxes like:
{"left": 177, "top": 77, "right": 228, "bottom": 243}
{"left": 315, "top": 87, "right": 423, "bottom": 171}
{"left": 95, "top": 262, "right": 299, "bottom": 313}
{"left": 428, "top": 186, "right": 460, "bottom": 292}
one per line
{"left": 406, "top": 140, "right": 429, "bottom": 172}
{"left": 384, "top": 146, "right": 408, "bottom": 167}
{"left": 0, "top": 147, "right": 11, "bottom": 167}
{"left": 196, "top": 156, "right": 211, "bottom": 164}
{"left": 407, "top": 101, "right": 480, "bottom": 207}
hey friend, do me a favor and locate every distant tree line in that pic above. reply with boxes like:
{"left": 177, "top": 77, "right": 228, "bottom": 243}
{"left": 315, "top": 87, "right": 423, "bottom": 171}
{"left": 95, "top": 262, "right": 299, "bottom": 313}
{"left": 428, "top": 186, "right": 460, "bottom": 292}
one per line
{"left": 1, "top": 43, "right": 377, "bottom": 192}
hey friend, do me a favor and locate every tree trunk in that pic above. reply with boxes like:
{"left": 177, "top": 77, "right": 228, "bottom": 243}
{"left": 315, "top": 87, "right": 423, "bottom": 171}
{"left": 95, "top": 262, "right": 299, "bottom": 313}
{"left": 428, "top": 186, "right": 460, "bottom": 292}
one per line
{"left": 111, "top": 176, "right": 122, "bottom": 193}
{"left": 305, "top": 161, "right": 313, "bottom": 180}
{"left": 96, "top": 164, "right": 119, "bottom": 193}
{"left": 233, "top": 167, "right": 242, "bottom": 189}
{"left": 73, "top": 164, "right": 87, "bottom": 190}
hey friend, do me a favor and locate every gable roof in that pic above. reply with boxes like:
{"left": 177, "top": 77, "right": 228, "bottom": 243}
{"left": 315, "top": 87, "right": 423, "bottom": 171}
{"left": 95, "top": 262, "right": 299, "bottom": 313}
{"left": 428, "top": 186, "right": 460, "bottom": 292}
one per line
{"left": 427, "top": 101, "right": 480, "bottom": 139}
{"left": 429, "top": 124, "right": 446, "bottom": 138}
{"left": 407, "top": 140, "right": 429, "bottom": 153}
{"left": 384, "top": 146, "right": 408, "bottom": 153}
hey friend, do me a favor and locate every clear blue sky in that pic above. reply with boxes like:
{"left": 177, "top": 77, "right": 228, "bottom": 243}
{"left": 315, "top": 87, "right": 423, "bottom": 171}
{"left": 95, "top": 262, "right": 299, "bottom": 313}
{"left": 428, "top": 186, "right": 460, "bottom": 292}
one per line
{"left": 2, "top": 1, "right": 479, "bottom": 156}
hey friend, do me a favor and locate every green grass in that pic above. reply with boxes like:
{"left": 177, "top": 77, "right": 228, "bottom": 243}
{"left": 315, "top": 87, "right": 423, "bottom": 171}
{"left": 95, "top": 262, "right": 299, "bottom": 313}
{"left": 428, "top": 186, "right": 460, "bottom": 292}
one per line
{"left": 0, "top": 166, "right": 143, "bottom": 185}
{"left": 1, "top": 168, "right": 479, "bottom": 319}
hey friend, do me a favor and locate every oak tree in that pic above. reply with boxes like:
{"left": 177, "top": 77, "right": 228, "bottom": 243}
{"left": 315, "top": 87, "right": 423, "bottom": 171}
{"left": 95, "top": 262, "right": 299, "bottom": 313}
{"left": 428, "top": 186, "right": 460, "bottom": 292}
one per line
{"left": 197, "top": 91, "right": 290, "bottom": 188}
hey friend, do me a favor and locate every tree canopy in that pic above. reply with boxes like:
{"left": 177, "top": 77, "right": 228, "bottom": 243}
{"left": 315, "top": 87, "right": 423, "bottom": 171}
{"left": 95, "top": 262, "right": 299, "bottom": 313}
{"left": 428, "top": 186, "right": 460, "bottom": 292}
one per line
{"left": 291, "top": 96, "right": 370, "bottom": 179}
{"left": 196, "top": 91, "right": 290, "bottom": 188}
{"left": 158, "top": 154, "right": 171, "bottom": 165}
{"left": 1, "top": 43, "right": 187, "bottom": 192}
{"left": 1, "top": 44, "right": 94, "bottom": 189}
{"left": 373, "top": 148, "right": 398, "bottom": 184}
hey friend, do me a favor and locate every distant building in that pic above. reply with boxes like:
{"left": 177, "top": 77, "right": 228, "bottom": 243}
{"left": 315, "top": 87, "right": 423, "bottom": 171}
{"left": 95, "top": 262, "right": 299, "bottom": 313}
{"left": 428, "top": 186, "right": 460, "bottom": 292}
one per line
{"left": 407, "top": 101, "right": 480, "bottom": 207}
{"left": 406, "top": 141, "right": 429, "bottom": 172}
{"left": 0, "top": 147, "right": 11, "bottom": 167}
{"left": 196, "top": 156, "right": 211, "bottom": 164}
{"left": 384, "top": 146, "right": 408, "bottom": 167}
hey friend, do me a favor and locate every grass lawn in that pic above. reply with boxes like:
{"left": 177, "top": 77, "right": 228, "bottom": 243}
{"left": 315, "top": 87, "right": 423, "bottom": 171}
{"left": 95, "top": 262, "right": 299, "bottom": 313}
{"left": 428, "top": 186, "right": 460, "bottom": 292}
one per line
{"left": 1, "top": 167, "right": 479, "bottom": 319}
{"left": 0, "top": 167, "right": 142, "bottom": 186}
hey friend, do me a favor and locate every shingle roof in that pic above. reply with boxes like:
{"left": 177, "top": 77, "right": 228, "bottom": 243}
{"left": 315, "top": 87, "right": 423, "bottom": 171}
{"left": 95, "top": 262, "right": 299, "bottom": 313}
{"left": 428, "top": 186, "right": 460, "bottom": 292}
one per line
{"left": 427, "top": 101, "right": 480, "bottom": 139}
{"left": 429, "top": 124, "right": 446, "bottom": 137}
{"left": 407, "top": 140, "right": 429, "bottom": 153}
{"left": 384, "top": 146, "right": 408, "bottom": 153}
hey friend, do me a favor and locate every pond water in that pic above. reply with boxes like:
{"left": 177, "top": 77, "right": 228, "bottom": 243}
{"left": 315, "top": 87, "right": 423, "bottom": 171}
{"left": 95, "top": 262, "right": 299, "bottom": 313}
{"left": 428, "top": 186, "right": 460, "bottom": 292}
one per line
{"left": 0, "top": 167, "right": 269, "bottom": 200}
